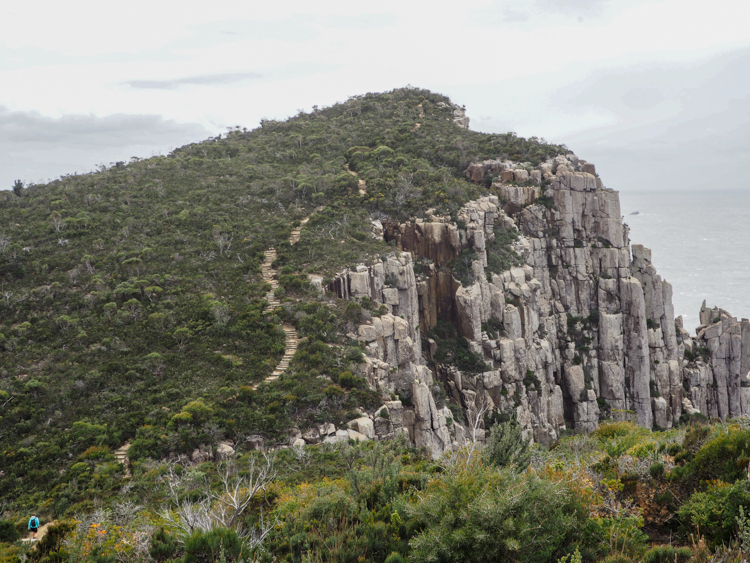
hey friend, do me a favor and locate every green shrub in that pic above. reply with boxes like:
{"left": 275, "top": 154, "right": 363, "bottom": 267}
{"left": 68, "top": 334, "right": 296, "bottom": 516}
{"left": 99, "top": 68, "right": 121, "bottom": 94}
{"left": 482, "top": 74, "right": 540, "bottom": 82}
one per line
{"left": 428, "top": 321, "right": 489, "bottom": 374}
{"left": 28, "top": 521, "right": 75, "bottom": 562}
{"left": 183, "top": 528, "right": 243, "bottom": 563}
{"left": 338, "top": 371, "right": 358, "bottom": 389}
{"left": 682, "top": 424, "right": 711, "bottom": 452}
{"left": 149, "top": 528, "right": 177, "bottom": 562}
{"left": 484, "top": 420, "right": 531, "bottom": 471}
{"left": 86, "top": 546, "right": 116, "bottom": 563}
{"left": 579, "top": 515, "right": 648, "bottom": 560}
{"left": 0, "top": 520, "right": 20, "bottom": 543}
{"left": 451, "top": 248, "right": 478, "bottom": 286}
{"left": 677, "top": 479, "right": 750, "bottom": 548}
{"left": 642, "top": 545, "right": 692, "bottom": 563}
{"left": 688, "top": 427, "right": 750, "bottom": 483}
{"left": 649, "top": 462, "right": 664, "bottom": 479}
{"left": 593, "top": 422, "right": 650, "bottom": 458}
{"left": 272, "top": 478, "right": 402, "bottom": 563}
{"left": 481, "top": 317, "right": 505, "bottom": 339}
{"left": 408, "top": 465, "right": 587, "bottom": 563}
{"left": 620, "top": 471, "right": 640, "bottom": 493}
{"left": 736, "top": 505, "right": 750, "bottom": 555}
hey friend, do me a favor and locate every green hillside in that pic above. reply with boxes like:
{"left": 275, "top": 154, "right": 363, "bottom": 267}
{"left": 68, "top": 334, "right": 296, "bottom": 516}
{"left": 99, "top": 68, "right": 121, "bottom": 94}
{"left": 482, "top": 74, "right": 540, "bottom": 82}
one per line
{"left": 2, "top": 88, "right": 748, "bottom": 563}
{"left": 0, "top": 88, "right": 564, "bottom": 511}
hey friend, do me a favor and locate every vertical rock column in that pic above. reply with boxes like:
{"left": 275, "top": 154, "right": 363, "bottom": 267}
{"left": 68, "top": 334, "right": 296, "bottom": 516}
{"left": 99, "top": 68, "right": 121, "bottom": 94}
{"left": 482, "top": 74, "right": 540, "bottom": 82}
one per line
{"left": 630, "top": 245, "right": 681, "bottom": 428}
{"left": 685, "top": 304, "right": 750, "bottom": 418}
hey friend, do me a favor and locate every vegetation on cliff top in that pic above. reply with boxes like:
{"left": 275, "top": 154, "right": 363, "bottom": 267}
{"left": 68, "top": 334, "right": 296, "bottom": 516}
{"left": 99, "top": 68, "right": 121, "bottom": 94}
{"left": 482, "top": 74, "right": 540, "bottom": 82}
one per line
{"left": 0, "top": 87, "right": 566, "bottom": 516}
{"left": 3, "top": 87, "right": 748, "bottom": 562}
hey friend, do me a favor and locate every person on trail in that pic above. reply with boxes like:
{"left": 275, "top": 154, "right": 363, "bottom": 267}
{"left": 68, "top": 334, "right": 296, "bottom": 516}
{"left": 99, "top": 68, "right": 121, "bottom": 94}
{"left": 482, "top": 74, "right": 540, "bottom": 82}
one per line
{"left": 28, "top": 513, "right": 39, "bottom": 540}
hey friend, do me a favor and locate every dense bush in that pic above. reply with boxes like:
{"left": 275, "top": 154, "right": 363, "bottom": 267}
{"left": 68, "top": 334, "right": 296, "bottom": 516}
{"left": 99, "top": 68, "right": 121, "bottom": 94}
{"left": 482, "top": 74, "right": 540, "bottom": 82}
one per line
{"left": 149, "top": 528, "right": 177, "bottom": 562}
{"left": 28, "top": 521, "right": 75, "bottom": 562}
{"left": 677, "top": 479, "right": 750, "bottom": 548}
{"left": 687, "top": 426, "right": 750, "bottom": 483}
{"left": 271, "top": 439, "right": 413, "bottom": 563}
{"left": 407, "top": 463, "right": 588, "bottom": 563}
{"left": 642, "top": 545, "right": 692, "bottom": 563}
{"left": 484, "top": 420, "right": 531, "bottom": 471}
{"left": 183, "top": 528, "right": 244, "bottom": 563}
{"left": 0, "top": 521, "right": 19, "bottom": 543}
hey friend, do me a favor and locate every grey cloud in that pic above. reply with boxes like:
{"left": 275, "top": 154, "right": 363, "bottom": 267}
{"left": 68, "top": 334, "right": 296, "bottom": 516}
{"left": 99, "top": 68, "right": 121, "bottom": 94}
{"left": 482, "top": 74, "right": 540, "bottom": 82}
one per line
{"left": 535, "top": 0, "right": 610, "bottom": 16}
{"left": 557, "top": 48, "right": 750, "bottom": 191}
{"left": 122, "top": 72, "right": 263, "bottom": 90}
{"left": 0, "top": 106, "right": 208, "bottom": 147}
{"left": 501, "top": 8, "right": 531, "bottom": 22}
{"left": 474, "top": 0, "right": 610, "bottom": 27}
{"left": 471, "top": 115, "right": 520, "bottom": 134}
{"left": 620, "top": 87, "right": 664, "bottom": 110}
{"left": 0, "top": 108, "right": 209, "bottom": 188}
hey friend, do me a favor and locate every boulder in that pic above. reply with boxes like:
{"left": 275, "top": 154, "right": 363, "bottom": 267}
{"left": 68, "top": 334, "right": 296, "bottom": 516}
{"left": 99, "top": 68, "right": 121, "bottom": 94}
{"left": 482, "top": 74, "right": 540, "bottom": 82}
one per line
{"left": 191, "top": 445, "right": 213, "bottom": 463}
{"left": 652, "top": 397, "right": 669, "bottom": 429}
{"left": 358, "top": 323, "right": 379, "bottom": 342}
{"left": 348, "top": 417, "right": 375, "bottom": 439}
{"left": 317, "top": 422, "right": 336, "bottom": 436}
{"left": 347, "top": 429, "right": 369, "bottom": 442}
{"left": 385, "top": 400, "right": 404, "bottom": 426}
{"left": 303, "top": 427, "right": 321, "bottom": 444}
{"left": 216, "top": 441, "right": 236, "bottom": 461}
{"left": 245, "top": 435, "right": 265, "bottom": 451}
{"left": 349, "top": 272, "right": 371, "bottom": 297}
{"left": 564, "top": 365, "right": 586, "bottom": 403}
{"left": 323, "top": 430, "right": 351, "bottom": 444}
{"left": 374, "top": 416, "right": 392, "bottom": 436}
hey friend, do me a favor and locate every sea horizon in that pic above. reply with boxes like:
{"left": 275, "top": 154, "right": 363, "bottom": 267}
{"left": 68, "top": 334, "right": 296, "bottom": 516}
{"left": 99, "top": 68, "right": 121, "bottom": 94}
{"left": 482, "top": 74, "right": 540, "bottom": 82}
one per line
{"left": 619, "top": 186, "right": 750, "bottom": 335}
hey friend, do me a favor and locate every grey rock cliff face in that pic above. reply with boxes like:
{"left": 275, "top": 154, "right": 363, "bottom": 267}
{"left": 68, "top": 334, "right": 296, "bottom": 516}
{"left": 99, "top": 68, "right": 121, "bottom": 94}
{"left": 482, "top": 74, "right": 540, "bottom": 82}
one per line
{"left": 328, "top": 155, "right": 750, "bottom": 456}
{"left": 682, "top": 303, "right": 750, "bottom": 419}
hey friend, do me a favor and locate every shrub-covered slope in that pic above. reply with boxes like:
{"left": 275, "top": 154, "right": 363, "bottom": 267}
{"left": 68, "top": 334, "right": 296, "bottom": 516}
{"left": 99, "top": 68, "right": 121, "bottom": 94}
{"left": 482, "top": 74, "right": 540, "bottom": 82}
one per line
{"left": 0, "top": 87, "right": 566, "bottom": 512}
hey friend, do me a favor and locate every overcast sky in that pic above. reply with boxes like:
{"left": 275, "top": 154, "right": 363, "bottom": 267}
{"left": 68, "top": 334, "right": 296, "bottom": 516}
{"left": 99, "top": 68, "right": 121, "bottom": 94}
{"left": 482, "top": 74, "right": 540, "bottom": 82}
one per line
{"left": 1, "top": 0, "right": 749, "bottom": 192}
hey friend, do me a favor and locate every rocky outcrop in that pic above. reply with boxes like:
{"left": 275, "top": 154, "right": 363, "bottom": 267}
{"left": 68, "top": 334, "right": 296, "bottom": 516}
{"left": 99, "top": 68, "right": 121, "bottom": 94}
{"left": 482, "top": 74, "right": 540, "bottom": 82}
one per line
{"left": 324, "top": 153, "right": 749, "bottom": 457}
{"left": 437, "top": 101, "right": 470, "bottom": 129}
{"left": 681, "top": 303, "right": 750, "bottom": 419}
{"left": 328, "top": 253, "right": 461, "bottom": 453}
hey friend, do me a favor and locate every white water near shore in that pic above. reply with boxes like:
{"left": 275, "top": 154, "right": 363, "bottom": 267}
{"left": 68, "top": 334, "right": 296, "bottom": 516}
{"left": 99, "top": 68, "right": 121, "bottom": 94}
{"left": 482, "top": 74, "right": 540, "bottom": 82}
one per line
{"left": 619, "top": 188, "right": 750, "bottom": 334}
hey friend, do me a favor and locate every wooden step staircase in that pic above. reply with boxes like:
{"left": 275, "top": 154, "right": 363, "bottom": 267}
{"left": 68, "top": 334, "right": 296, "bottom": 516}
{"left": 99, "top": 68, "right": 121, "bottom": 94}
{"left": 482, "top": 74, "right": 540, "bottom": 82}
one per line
{"left": 253, "top": 215, "right": 312, "bottom": 389}
{"left": 113, "top": 442, "right": 131, "bottom": 477}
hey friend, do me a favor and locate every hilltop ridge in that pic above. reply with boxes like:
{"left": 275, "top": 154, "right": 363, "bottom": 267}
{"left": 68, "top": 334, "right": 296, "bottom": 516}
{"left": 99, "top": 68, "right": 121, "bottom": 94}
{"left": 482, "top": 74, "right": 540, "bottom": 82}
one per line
{"left": 0, "top": 87, "right": 747, "bottom": 515}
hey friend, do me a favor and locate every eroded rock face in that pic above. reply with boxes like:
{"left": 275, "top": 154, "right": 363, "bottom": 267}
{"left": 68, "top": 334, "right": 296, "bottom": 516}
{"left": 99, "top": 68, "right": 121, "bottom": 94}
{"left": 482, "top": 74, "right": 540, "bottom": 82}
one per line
{"left": 329, "top": 252, "right": 460, "bottom": 454}
{"left": 682, "top": 303, "right": 750, "bottom": 419}
{"left": 326, "top": 155, "right": 749, "bottom": 457}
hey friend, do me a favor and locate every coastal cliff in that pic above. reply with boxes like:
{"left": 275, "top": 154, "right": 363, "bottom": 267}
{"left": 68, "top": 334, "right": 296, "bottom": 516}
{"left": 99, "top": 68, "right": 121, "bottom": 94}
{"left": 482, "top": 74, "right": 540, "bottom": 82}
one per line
{"left": 326, "top": 155, "right": 750, "bottom": 454}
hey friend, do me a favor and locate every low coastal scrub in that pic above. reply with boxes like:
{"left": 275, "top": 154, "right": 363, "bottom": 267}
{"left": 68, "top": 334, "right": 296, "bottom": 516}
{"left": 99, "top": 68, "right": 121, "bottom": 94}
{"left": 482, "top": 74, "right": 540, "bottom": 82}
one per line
{"left": 1, "top": 420, "right": 749, "bottom": 562}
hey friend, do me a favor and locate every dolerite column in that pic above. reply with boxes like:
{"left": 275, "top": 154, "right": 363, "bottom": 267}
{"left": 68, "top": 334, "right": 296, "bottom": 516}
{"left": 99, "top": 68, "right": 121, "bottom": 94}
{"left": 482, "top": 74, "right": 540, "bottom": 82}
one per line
{"left": 620, "top": 276, "right": 652, "bottom": 428}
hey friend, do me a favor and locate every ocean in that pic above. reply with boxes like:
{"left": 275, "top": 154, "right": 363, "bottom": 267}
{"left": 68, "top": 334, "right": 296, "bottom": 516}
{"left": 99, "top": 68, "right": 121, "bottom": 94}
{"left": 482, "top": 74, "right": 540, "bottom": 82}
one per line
{"left": 619, "top": 188, "right": 750, "bottom": 334}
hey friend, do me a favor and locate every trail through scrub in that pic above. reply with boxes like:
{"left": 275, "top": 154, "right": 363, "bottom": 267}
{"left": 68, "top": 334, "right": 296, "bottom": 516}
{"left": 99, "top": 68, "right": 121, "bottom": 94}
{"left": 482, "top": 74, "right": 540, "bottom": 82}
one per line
{"left": 253, "top": 214, "right": 316, "bottom": 389}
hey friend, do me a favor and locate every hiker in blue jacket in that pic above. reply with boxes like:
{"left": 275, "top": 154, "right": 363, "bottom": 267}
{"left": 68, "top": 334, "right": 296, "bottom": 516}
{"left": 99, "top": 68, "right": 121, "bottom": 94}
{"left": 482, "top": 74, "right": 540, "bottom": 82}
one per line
{"left": 28, "top": 513, "right": 39, "bottom": 540}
